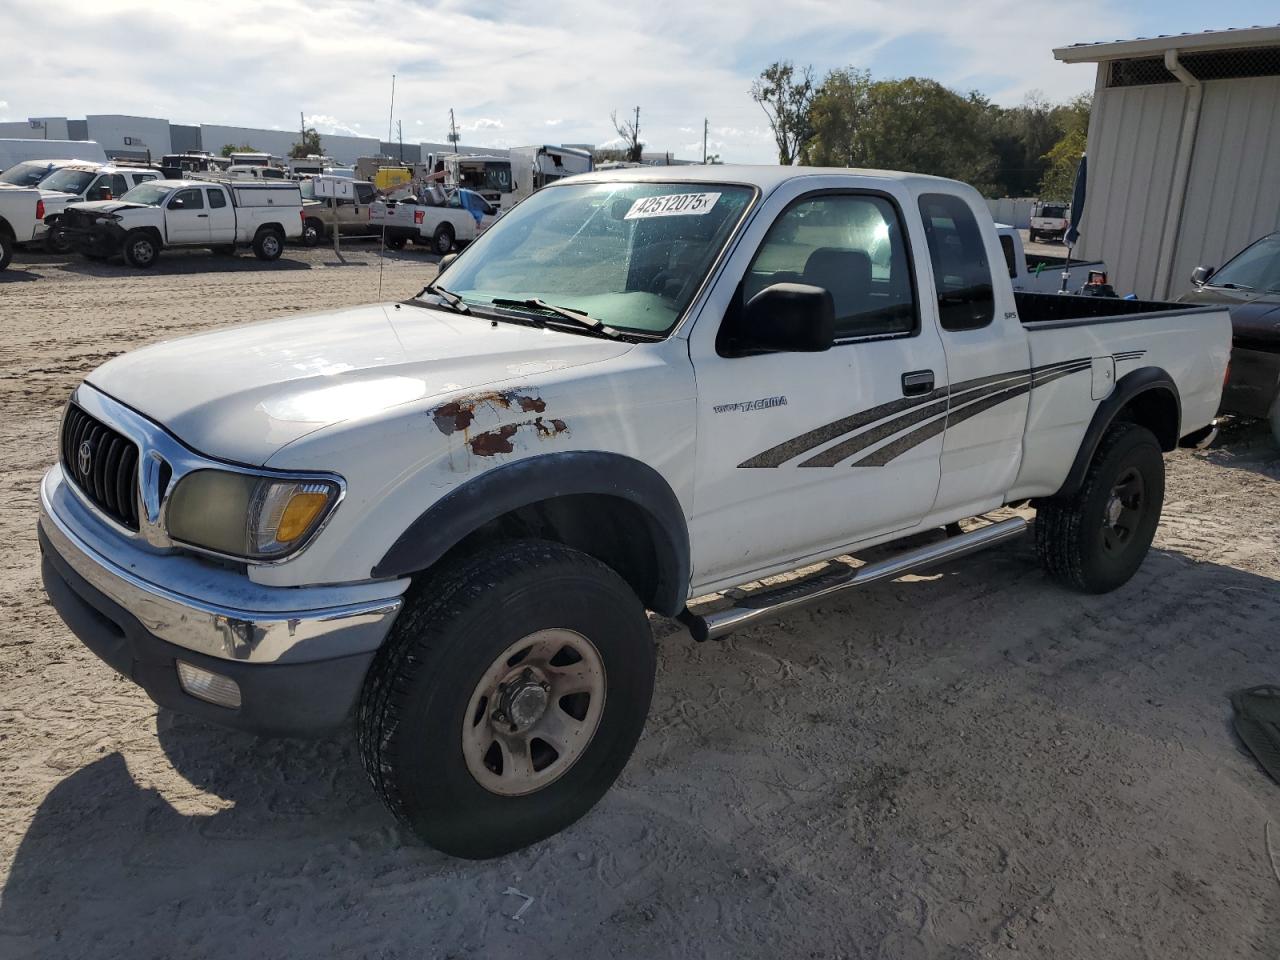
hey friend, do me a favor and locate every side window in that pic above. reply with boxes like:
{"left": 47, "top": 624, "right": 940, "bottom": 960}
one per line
{"left": 355, "top": 184, "right": 375, "bottom": 204}
{"left": 918, "top": 193, "right": 994, "bottom": 331}
{"left": 744, "top": 193, "right": 917, "bottom": 339}
{"left": 998, "top": 233, "right": 1017, "bottom": 278}
{"left": 111, "top": 174, "right": 129, "bottom": 197}
{"left": 170, "top": 188, "right": 205, "bottom": 210}
{"left": 207, "top": 188, "right": 227, "bottom": 209}
{"left": 89, "top": 175, "right": 109, "bottom": 198}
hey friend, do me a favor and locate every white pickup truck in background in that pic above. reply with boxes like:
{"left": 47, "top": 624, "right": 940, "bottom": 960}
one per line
{"left": 38, "top": 166, "right": 1230, "bottom": 860}
{"left": 59, "top": 178, "right": 303, "bottom": 267}
{"left": 1029, "top": 201, "right": 1070, "bottom": 242}
{"left": 997, "top": 224, "right": 1108, "bottom": 294}
{"left": 369, "top": 194, "right": 485, "bottom": 254}
{"left": 0, "top": 185, "right": 43, "bottom": 270}
{"left": 36, "top": 161, "right": 163, "bottom": 252}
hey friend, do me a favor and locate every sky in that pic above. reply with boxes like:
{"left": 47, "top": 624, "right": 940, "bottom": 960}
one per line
{"left": 1, "top": 1, "right": 1276, "bottom": 163}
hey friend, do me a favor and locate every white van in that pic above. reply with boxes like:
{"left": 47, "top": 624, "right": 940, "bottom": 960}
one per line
{"left": 0, "top": 139, "right": 108, "bottom": 172}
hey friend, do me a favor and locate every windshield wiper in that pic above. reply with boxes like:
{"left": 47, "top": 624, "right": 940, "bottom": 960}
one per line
{"left": 490, "top": 298, "right": 624, "bottom": 337}
{"left": 419, "top": 283, "right": 470, "bottom": 314}
{"left": 1210, "top": 282, "right": 1252, "bottom": 290}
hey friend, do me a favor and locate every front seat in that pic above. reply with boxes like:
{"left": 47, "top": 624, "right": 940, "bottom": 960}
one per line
{"left": 802, "top": 247, "right": 871, "bottom": 325}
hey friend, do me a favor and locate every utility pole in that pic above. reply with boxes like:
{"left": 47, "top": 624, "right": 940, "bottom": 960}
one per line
{"left": 397, "top": 120, "right": 403, "bottom": 162}
{"left": 703, "top": 117, "right": 708, "bottom": 164}
{"left": 634, "top": 106, "right": 641, "bottom": 161}
{"left": 448, "top": 109, "right": 459, "bottom": 148}
{"left": 387, "top": 74, "right": 396, "bottom": 145}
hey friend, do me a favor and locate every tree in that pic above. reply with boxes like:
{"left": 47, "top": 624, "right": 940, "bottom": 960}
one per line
{"left": 290, "top": 127, "right": 322, "bottom": 159}
{"left": 611, "top": 108, "right": 643, "bottom": 163}
{"left": 806, "top": 66, "right": 871, "bottom": 166}
{"left": 1039, "top": 93, "right": 1091, "bottom": 199}
{"left": 220, "top": 143, "right": 258, "bottom": 157}
{"left": 751, "top": 61, "right": 816, "bottom": 165}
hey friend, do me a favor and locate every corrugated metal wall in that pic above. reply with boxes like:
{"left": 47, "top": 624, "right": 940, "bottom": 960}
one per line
{"left": 1172, "top": 76, "right": 1280, "bottom": 290}
{"left": 1077, "top": 83, "right": 1185, "bottom": 298}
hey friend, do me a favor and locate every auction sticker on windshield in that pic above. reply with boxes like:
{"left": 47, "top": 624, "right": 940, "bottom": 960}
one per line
{"left": 625, "top": 192, "right": 721, "bottom": 220}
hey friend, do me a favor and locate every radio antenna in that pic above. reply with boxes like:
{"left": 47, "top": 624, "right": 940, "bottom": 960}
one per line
{"left": 378, "top": 74, "right": 395, "bottom": 299}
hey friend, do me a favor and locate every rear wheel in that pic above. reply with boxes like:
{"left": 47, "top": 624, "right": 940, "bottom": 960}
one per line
{"left": 122, "top": 230, "right": 159, "bottom": 269}
{"left": 253, "top": 227, "right": 284, "bottom": 261}
{"left": 433, "top": 223, "right": 455, "bottom": 255}
{"left": 385, "top": 234, "right": 407, "bottom": 250}
{"left": 357, "top": 539, "right": 655, "bottom": 859}
{"left": 1269, "top": 396, "right": 1280, "bottom": 447}
{"left": 302, "top": 218, "right": 323, "bottom": 246}
{"left": 1035, "top": 421, "right": 1165, "bottom": 593}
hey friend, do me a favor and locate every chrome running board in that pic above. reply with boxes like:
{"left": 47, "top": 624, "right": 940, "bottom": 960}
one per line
{"left": 679, "top": 517, "right": 1028, "bottom": 642}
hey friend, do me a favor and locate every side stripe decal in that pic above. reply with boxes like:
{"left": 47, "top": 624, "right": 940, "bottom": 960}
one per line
{"left": 738, "top": 355, "right": 1105, "bottom": 469}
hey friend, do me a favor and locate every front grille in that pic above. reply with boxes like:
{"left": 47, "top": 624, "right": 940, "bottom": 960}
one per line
{"left": 60, "top": 404, "right": 141, "bottom": 530}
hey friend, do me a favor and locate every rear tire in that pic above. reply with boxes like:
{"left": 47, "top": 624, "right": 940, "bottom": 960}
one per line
{"left": 122, "top": 230, "right": 159, "bottom": 269}
{"left": 253, "top": 227, "right": 284, "bottom": 261}
{"left": 302, "top": 218, "right": 323, "bottom": 246}
{"left": 433, "top": 223, "right": 455, "bottom": 255}
{"left": 1269, "top": 396, "right": 1280, "bottom": 448}
{"left": 357, "top": 539, "right": 655, "bottom": 859}
{"left": 385, "top": 234, "right": 407, "bottom": 250}
{"left": 1035, "top": 421, "right": 1165, "bottom": 593}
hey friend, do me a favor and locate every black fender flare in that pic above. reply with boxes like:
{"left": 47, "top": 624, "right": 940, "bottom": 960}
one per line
{"left": 1052, "top": 366, "right": 1180, "bottom": 499}
{"left": 370, "top": 450, "right": 691, "bottom": 615}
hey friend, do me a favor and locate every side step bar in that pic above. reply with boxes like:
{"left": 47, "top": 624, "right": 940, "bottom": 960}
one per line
{"left": 678, "top": 517, "right": 1028, "bottom": 642}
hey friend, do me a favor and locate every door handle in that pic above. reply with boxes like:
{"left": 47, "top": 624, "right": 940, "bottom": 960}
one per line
{"left": 901, "top": 370, "right": 935, "bottom": 396}
{"left": 197, "top": 214, "right": 209, "bottom": 218}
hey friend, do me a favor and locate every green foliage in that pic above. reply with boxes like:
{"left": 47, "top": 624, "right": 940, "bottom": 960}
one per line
{"left": 792, "top": 65, "right": 1091, "bottom": 198}
{"left": 751, "top": 61, "right": 817, "bottom": 165}
{"left": 289, "top": 127, "right": 323, "bottom": 159}
{"left": 219, "top": 143, "right": 259, "bottom": 158}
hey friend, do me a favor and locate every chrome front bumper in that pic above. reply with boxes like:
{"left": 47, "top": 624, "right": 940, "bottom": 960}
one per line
{"left": 40, "top": 465, "right": 406, "bottom": 665}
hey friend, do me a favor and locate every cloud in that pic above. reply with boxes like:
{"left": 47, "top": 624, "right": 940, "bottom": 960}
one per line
{"left": 0, "top": 0, "right": 1114, "bottom": 163}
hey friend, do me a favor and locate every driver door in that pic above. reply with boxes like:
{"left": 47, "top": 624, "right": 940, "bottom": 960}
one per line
{"left": 687, "top": 185, "right": 947, "bottom": 590}
{"left": 165, "top": 188, "right": 210, "bottom": 244}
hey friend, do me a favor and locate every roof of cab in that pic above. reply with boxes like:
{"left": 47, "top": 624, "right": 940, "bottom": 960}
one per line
{"left": 566, "top": 163, "right": 967, "bottom": 193}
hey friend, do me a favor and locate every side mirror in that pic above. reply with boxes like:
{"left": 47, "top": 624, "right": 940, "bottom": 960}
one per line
{"left": 438, "top": 252, "right": 457, "bottom": 271}
{"left": 1190, "top": 265, "right": 1215, "bottom": 286}
{"left": 732, "top": 283, "right": 835, "bottom": 355}
{"left": 170, "top": 198, "right": 184, "bottom": 210}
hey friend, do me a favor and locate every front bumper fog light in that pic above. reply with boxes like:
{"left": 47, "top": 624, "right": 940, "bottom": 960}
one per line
{"left": 176, "top": 661, "right": 242, "bottom": 709}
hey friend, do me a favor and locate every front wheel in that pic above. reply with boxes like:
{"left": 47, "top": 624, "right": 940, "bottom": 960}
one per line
{"left": 253, "top": 228, "right": 283, "bottom": 261}
{"left": 0, "top": 225, "right": 12, "bottom": 271}
{"left": 384, "top": 234, "right": 407, "bottom": 251}
{"left": 357, "top": 540, "right": 655, "bottom": 859}
{"left": 1035, "top": 421, "right": 1165, "bottom": 593}
{"left": 1269, "top": 396, "right": 1280, "bottom": 448}
{"left": 122, "top": 230, "right": 159, "bottom": 269}
{"left": 302, "top": 218, "right": 323, "bottom": 246}
{"left": 45, "top": 223, "right": 73, "bottom": 255}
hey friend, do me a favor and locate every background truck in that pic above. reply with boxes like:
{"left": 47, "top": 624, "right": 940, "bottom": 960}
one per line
{"left": 1029, "top": 201, "right": 1070, "bottom": 242}
{"left": 36, "top": 161, "right": 163, "bottom": 252}
{"left": 996, "top": 224, "right": 1107, "bottom": 294}
{"left": 60, "top": 178, "right": 303, "bottom": 267}
{"left": 38, "top": 166, "right": 1229, "bottom": 861}
{"left": 507, "top": 144, "right": 593, "bottom": 204}
{"left": 299, "top": 178, "right": 378, "bottom": 244}
{"left": 0, "top": 185, "right": 43, "bottom": 269}
{"left": 369, "top": 194, "right": 481, "bottom": 253}
{"left": 440, "top": 153, "right": 515, "bottom": 210}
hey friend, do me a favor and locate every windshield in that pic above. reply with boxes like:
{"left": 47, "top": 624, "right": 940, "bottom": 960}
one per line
{"left": 432, "top": 181, "right": 754, "bottom": 334}
{"left": 119, "top": 182, "right": 173, "bottom": 206}
{"left": 0, "top": 161, "right": 55, "bottom": 186}
{"left": 39, "top": 168, "right": 98, "bottom": 195}
{"left": 1209, "top": 234, "right": 1280, "bottom": 292}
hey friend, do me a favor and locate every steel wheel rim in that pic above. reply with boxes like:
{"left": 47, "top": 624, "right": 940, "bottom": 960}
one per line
{"left": 436, "top": 231, "right": 451, "bottom": 254}
{"left": 263, "top": 235, "right": 280, "bottom": 257}
{"left": 1101, "top": 465, "right": 1145, "bottom": 555}
{"left": 131, "top": 240, "right": 153, "bottom": 263}
{"left": 461, "top": 628, "right": 607, "bottom": 797}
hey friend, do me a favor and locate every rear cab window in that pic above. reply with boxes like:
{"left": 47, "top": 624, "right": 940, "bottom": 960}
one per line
{"left": 207, "top": 188, "right": 227, "bottom": 208}
{"left": 918, "top": 193, "right": 994, "bottom": 331}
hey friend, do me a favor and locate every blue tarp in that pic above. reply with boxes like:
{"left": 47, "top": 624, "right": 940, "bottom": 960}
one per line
{"left": 457, "top": 189, "right": 487, "bottom": 225}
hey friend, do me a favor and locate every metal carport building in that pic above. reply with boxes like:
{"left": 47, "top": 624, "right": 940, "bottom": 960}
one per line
{"left": 1055, "top": 25, "right": 1280, "bottom": 300}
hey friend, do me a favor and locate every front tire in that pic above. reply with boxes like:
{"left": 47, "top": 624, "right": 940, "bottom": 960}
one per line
{"left": 384, "top": 234, "right": 407, "bottom": 250}
{"left": 302, "top": 218, "right": 323, "bottom": 246}
{"left": 357, "top": 540, "right": 655, "bottom": 859}
{"left": 122, "top": 230, "right": 159, "bottom": 269}
{"left": 1035, "top": 421, "right": 1165, "bottom": 593}
{"left": 0, "top": 224, "right": 12, "bottom": 271}
{"left": 253, "top": 227, "right": 284, "bottom": 261}
{"left": 45, "top": 223, "right": 73, "bottom": 255}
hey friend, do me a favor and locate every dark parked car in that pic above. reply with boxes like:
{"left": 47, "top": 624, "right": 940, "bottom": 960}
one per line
{"left": 1180, "top": 231, "right": 1280, "bottom": 443}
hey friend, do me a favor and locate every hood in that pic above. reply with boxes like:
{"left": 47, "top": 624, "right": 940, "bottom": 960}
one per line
{"left": 86, "top": 302, "right": 634, "bottom": 465}
{"left": 40, "top": 189, "right": 79, "bottom": 203}
{"left": 1179, "top": 286, "right": 1280, "bottom": 344}
{"left": 66, "top": 199, "right": 149, "bottom": 215}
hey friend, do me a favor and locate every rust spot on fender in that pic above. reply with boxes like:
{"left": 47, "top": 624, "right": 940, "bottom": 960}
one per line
{"left": 431, "top": 389, "right": 546, "bottom": 435}
{"left": 468, "top": 424, "right": 519, "bottom": 456}
{"left": 534, "top": 417, "right": 569, "bottom": 437}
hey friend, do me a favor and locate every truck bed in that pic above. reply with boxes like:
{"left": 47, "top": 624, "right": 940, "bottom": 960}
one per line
{"left": 1014, "top": 291, "right": 1220, "bottom": 328}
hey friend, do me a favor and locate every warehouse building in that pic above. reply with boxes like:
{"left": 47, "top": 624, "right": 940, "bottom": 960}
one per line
{"left": 1055, "top": 25, "right": 1280, "bottom": 300}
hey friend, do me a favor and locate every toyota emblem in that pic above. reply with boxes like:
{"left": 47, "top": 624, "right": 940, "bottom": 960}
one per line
{"left": 77, "top": 440, "right": 92, "bottom": 476}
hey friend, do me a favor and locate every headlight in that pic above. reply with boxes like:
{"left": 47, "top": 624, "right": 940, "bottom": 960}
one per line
{"left": 165, "top": 470, "right": 341, "bottom": 561}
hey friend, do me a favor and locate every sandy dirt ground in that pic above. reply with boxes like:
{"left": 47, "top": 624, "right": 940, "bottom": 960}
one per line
{"left": 2, "top": 241, "right": 1279, "bottom": 959}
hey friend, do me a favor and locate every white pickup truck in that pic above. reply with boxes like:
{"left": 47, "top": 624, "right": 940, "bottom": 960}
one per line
{"left": 369, "top": 194, "right": 482, "bottom": 254}
{"left": 59, "top": 178, "right": 303, "bottom": 267}
{"left": 0, "top": 185, "right": 43, "bottom": 270}
{"left": 38, "top": 166, "right": 1230, "bottom": 860}
{"left": 1029, "top": 201, "right": 1070, "bottom": 243}
{"left": 997, "top": 224, "right": 1107, "bottom": 294}
{"left": 35, "top": 162, "right": 163, "bottom": 252}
